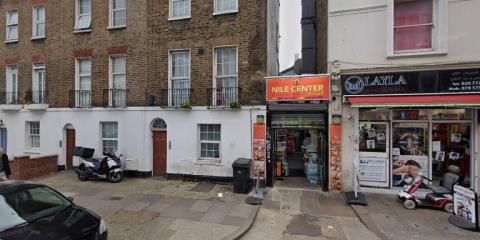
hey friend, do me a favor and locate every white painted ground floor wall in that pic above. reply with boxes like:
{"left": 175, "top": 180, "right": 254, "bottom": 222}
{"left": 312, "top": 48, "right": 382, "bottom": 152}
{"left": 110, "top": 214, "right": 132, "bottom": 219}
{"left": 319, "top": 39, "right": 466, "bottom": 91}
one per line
{"left": 0, "top": 106, "right": 266, "bottom": 177}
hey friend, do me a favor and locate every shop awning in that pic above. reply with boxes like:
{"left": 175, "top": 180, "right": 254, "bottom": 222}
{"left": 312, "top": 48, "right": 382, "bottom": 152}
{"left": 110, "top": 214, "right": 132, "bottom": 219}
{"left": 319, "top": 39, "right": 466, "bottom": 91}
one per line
{"left": 345, "top": 94, "right": 480, "bottom": 108}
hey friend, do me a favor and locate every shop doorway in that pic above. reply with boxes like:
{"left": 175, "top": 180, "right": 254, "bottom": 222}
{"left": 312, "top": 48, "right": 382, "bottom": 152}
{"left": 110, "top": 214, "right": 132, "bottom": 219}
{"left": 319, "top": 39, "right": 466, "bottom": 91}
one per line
{"left": 269, "top": 112, "right": 328, "bottom": 189}
{"left": 358, "top": 122, "right": 389, "bottom": 188}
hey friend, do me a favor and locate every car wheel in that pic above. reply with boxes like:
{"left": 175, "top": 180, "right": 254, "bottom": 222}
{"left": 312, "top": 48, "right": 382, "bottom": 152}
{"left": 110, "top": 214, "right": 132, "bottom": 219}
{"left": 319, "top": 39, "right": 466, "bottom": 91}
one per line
{"left": 444, "top": 202, "right": 454, "bottom": 213}
{"left": 108, "top": 171, "right": 123, "bottom": 183}
{"left": 403, "top": 199, "right": 416, "bottom": 210}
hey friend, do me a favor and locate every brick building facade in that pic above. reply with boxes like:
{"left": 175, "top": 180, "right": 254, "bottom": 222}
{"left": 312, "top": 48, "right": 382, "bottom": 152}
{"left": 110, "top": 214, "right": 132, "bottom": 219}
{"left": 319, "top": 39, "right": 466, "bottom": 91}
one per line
{"left": 0, "top": 0, "right": 279, "bottom": 178}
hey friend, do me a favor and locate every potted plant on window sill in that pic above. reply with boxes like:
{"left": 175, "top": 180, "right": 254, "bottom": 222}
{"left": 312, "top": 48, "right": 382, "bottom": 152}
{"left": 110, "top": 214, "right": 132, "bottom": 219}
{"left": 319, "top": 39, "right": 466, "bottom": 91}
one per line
{"left": 179, "top": 101, "right": 192, "bottom": 110}
{"left": 229, "top": 101, "right": 241, "bottom": 109}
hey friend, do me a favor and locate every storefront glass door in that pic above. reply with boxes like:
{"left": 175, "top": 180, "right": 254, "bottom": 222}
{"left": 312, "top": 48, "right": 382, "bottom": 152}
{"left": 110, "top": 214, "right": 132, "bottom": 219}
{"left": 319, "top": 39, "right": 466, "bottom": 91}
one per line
{"left": 391, "top": 122, "right": 430, "bottom": 187}
{"left": 358, "top": 122, "right": 389, "bottom": 187}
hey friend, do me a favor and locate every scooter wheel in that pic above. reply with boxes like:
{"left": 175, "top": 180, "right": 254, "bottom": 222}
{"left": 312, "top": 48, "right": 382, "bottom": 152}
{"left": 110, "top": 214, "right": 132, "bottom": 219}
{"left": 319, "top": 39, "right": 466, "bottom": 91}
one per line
{"left": 403, "top": 199, "right": 416, "bottom": 210}
{"left": 108, "top": 171, "right": 123, "bottom": 183}
{"left": 77, "top": 173, "right": 88, "bottom": 181}
{"left": 444, "top": 203, "right": 454, "bottom": 213}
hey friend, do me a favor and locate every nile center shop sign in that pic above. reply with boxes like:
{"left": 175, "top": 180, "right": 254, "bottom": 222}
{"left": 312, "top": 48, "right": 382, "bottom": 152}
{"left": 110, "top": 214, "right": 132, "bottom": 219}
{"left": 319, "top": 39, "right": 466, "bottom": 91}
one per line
{"left": 342, "top": 69, "right": 480, "bottom": 95}
{"left": 266, "top": 75, "right": 330, "bottom": 101}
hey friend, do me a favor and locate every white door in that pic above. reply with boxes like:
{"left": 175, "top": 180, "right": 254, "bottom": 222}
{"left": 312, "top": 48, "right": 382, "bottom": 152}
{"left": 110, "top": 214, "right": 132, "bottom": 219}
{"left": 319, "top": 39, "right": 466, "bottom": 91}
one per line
{"left": 357, "top": 122, "right": 390, "bottom": 188}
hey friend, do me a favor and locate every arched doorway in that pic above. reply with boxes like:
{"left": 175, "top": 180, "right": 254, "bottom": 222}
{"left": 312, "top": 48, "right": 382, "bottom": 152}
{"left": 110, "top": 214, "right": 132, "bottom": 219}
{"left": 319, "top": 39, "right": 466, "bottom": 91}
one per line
{"left": 64, "top": 124, "right": 76, "bottom": 170}
{"left": 151, "top": 119, "right": 167, "bottom": 176}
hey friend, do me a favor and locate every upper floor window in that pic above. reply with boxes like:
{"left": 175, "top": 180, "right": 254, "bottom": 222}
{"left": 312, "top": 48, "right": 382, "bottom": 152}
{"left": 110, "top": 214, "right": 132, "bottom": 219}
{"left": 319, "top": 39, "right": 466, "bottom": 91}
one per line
{"left": 32, "top": 5, "right": 46, "bottom": 38}
{"left": 213, "top": 47, "right": 238, "bottom": 107}
{"left": 32, "top": 63, "right": 46, "bottom": 104}
{"left": 169, "top": 0, "right": 191, "bottom": 20}
{"left": 110, "top": 0, "right": 126, "bottom": 28}
{"left": 388, "top": 0, "right": 448, "bottom": 56}
{"left": 214, "top": 0, "right": 238, "bottom": 15}
{"left": 170, "top": 50, "right": 190, "bottom": 107}
{"left": 6, "top": 10, "right": 19, "bottom": 42}
{"left": 75, "top": 58, "right": 92, "bottom": 107}
{"left": 394, "top": 0, "right": 433, "bottom": 52}
{"left": 75, "top": 0, "right": 91, "bottom": 30}
{"left": 5, "top": 65, "right": 18, "bottom": 104}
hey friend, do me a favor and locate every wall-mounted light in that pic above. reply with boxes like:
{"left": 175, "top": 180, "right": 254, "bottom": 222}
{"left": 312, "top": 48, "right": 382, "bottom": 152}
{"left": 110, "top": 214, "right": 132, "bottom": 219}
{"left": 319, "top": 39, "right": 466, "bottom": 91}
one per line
{"left": 332, "top": 114, "right": 342, "bottom": 125}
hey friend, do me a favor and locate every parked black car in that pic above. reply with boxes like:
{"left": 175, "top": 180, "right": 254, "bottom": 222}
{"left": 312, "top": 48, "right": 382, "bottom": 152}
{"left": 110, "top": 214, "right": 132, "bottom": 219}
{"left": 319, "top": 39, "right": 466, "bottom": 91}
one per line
{"left": 0, "top": 180, "right": 107, "bottom": 240}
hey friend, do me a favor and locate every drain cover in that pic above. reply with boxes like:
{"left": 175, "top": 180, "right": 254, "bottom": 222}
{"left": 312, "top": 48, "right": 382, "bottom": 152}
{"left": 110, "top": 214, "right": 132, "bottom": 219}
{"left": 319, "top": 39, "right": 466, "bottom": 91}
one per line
{"left": 110, "top": 196, "right": 123, "bottom": 201}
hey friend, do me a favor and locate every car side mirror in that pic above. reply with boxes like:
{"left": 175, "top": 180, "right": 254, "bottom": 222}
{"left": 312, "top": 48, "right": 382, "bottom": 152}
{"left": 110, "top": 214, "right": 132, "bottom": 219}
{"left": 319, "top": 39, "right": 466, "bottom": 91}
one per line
{"left": 67, "top": 196, "right": 74, "bottom": 202}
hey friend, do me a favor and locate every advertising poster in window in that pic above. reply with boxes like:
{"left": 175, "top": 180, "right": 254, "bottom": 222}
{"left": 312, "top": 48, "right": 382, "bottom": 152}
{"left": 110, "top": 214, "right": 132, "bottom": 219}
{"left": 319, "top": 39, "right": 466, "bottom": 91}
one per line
{"left": 392, "top": 124, "right": 429, "bottom": 187}
{"left": 453, "top": 184, "right": 478, "bottom": 227}
{"left": 358, "top": 158, "right": 387, "bottom": 182}
{"left": 252, "top": 123, "right": 266, "bottom": 180}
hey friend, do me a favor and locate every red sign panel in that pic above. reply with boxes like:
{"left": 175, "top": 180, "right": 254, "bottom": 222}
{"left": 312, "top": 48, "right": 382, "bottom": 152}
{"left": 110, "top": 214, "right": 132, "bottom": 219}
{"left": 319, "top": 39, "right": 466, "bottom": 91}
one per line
{"left": 252, "top": 123, "right": 266, "bottom": 180}
{"left": 266, "top": 75, "right": 330, "bottom": 101}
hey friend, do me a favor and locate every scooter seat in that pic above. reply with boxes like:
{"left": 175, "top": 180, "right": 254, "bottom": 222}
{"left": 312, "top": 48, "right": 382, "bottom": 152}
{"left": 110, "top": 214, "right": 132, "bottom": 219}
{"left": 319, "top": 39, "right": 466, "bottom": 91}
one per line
{"left": 427, "top": 185, "right": 451, "bottom": 194}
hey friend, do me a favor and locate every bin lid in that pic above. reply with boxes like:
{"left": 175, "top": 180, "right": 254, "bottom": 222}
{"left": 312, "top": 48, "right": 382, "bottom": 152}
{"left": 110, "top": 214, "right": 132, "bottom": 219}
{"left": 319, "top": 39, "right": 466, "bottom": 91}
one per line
{"left": 232, "top": 158, "right": 251, "bottom": 168}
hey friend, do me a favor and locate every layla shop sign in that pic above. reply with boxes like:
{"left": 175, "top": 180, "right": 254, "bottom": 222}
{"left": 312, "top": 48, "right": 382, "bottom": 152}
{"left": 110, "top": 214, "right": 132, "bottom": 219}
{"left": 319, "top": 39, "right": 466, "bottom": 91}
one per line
{"left": 342, "top": 69, "right": 480, "bottom": 95}
{"left": 266, "top": 75, "right": 330, "bottom": 101}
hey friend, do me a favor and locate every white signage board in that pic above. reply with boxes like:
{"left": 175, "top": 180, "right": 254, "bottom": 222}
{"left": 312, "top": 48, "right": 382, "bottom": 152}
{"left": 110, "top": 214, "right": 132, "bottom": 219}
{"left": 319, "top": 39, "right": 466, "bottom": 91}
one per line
{"left": 358, "top": 157, "right": 387, "bottom": 182}
{"left": 453, "top": 184, "right": 478, "bottom": 226}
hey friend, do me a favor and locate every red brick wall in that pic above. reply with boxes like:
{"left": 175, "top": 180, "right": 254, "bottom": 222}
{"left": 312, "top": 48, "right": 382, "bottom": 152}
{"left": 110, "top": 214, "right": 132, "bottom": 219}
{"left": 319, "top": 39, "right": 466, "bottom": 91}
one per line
{"left": 9, "top": 155, "right": 58, "bottom": 180}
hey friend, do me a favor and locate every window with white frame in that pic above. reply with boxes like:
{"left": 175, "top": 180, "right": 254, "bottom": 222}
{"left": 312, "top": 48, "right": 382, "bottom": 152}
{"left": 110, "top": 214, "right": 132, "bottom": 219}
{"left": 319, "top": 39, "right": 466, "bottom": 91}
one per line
{"left": 110, "top": 0, "right": 126, "bottom": 27}
{"left": 76, "top": 59, "right": 91, "bottom": 107}
{"left": 199, "top": 124, "right": 221, "bottom": 160}
{"left": 6, "top": 65, "right": 18, "bottom": 104}
{"left": 170, "top": 50, "right": 190, "bottom": 107}
{"left": 169, "top": 0, "right": 191, "bottom": 20}
{"left": 32, "top": 5, "right": 46, "bottom": 38}
{"left": 102, "top": 122, "right": 118, "bottom": 153}
{"left": 389, "top": 0, "right": 447, "bottom": 55}
{"left": 110, "top": 56, "right": 126, "bottom": 106}
{"left": 32, "top": 63, "right": 46, "bottom": 103}
{"left": 214, "top": 0, "right": 238, "bottom": 14}
{"left": 6, "top": 10, "right": 19, "bottom": 41}
{"left": 26, "top": 121, "right": 40, "bottom": 150}
{"left": 75, "top": 0, "right": 91, "bottom": 30}
{"left": 214, "top": 47, "right": 238, "bottom": 106}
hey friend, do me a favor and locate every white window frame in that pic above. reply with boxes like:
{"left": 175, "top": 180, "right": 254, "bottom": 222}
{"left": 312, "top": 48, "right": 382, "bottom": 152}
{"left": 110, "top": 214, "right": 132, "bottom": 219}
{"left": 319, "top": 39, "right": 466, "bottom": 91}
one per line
{"left": 109, "top": 0, "right": 127, "bottom": 28}
{"left": 32, "top": 5, "right": 46, "bottom": 39}
{"left": 6, "top": 65, "right": 18, "bottom": 104}
{"left": 75, "top": 58, "right": 92, "bottom": 107}
{"left": 6, "top": 10, "right": 19, "bottom": 42}
{"left": 109, "top": 55, "right": 127, "bottom": 89}
{"left": 32, "top": 63, "right": 46, "bottom": 103}
{"left": 198, "top": 124, "right": 221, "bottom": 161}
{"left": 169, "top": 0, "right": 191, "bottom": 21}
{"left": 101, "top": 122, "right": 118, "bottom": 153}
{"left": 109, "top": 55, "right": 127, "bottom": 107}
{"left": 213, "top": 46, "right": 238, "bottom": 88}
{"left": 213, "top": 0, "right": 238, "bottom": 15}
{"left": 386, "top": 0, "right": 448, "bottom": 58}
{"left": 26, "top": 121, "right": 41, "bottom": 150}
{"left": 168, "top": 49, "right": 191, "bottom": 107}
{"left": 74, "top": 0, "right": 92, "bottom": 30}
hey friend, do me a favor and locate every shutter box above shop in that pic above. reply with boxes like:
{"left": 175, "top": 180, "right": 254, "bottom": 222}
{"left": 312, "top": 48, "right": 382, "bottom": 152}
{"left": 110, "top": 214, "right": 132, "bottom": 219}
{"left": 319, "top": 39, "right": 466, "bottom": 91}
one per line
{"left": 346, "top": 94, "right": 480, "bottom": 108}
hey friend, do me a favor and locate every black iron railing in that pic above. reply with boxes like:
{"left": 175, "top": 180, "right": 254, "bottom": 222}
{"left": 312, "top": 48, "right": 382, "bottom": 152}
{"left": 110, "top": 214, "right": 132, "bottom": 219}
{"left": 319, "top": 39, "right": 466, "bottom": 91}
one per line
{"left": 103, "top": 89, "right": 128, "bottom": 108}
{"left": 154, "top": 88, "right": 193, "bottom": 108}
{"left": 25, "top": 90, "right": 48, "bottom": 104}
{"left": 69, "top": 90, "right": 92, "bottom": 108}
{"left": 0, "top": 92, "right": 20, "bottom": 105}
{"left": 207, "top": 87, "right": 241, "bottom": 108}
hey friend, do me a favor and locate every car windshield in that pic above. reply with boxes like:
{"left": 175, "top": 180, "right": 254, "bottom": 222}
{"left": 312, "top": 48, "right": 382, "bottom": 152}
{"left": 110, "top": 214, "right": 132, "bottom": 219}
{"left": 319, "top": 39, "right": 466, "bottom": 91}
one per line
{"left": 0, "top": 186, "right": 72, "bottom": 231}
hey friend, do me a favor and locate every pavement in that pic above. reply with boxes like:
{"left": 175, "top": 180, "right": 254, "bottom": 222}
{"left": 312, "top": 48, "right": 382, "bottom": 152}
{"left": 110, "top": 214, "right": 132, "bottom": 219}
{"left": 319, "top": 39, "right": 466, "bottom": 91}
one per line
{"left": 35, "top": 172, "right": 259, "bottom": 240}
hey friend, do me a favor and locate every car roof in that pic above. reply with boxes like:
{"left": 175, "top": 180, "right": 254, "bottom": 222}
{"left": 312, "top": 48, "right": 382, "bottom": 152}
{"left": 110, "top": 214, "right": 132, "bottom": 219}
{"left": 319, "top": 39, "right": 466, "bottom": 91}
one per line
{"left": 0, "top": 180, "right": 45, "bottom": 194}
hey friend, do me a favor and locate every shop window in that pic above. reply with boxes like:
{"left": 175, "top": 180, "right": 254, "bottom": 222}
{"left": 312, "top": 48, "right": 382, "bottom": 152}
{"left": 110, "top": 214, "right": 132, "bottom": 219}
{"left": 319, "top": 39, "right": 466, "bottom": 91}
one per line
{"left": 199, "top": 124, "right": 221, "bottom": 160}
{"left": 359, "top": 109, "right": 389, "bottom": 121}
{"left": 431, "top": 109, "right": 472, "bottom": 120}
{"left": 392, "top": 109, "right": 429, "bottom": 120}
{"left": 359, "top": 123, "right": 387, "bottom": 153}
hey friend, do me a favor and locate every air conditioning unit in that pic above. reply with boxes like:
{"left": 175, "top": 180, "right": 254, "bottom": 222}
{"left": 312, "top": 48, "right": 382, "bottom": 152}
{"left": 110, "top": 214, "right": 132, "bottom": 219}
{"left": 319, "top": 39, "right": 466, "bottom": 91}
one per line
{"left": 126, "top": 158, "right": 138, "bottom": 170}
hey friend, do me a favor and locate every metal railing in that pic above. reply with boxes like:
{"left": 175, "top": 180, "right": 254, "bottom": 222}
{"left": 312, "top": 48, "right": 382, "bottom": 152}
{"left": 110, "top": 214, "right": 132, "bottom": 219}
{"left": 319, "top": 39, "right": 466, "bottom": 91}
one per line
{"left": 0, "top": 92, "right": 20, "bottom": 105}
{"left": 207, "top": 87, "right": 241, "bottom": 108}
{"left": 69, "top": 90, "right": 92, "bottom": 108}
{"left": 158, "top": 88, "right": 193, "bottom": 108}
{"left": 25, "top": 90, "right": 48, "bottom": 104}
{"left": 103, "top": 89, "right": 128, "bottom": 108}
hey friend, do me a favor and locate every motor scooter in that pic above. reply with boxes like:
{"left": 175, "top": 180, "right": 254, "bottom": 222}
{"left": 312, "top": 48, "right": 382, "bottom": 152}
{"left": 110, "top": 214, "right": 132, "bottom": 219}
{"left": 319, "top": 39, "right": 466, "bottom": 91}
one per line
{"left": 398, "top": 165, "right": 460, "bottom": 213}
{"left": 73, "top": 147, "right": 124, "bottom": 183}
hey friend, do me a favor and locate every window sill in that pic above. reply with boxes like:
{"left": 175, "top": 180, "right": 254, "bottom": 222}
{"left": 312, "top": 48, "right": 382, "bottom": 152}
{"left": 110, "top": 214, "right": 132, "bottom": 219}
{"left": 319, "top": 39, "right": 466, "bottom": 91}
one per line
{"left": 4, "top": 39, "right": 18, "bottom": 44}
{"left": 213, "top": 10, "right": 238, "bottom": 16}
{"left": 31, "top": 36, "right": 46, "bottom": 41}
{"left": 168, "top": 16, "right": 191, "bottom": 21}
{"left": 24, "top": 150, "right": 41, "bottom": 155}
{"left": 73, "top": 29, "right": 92, "bottom": 34}
{"left": 196, "top": 159, "right": 222, "bottom": 166}
{"left": 387, "top": 50, "right": 447, "bottom": 59}
{"left": 107, "top": 25, "right": 127, "bottom": 30}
